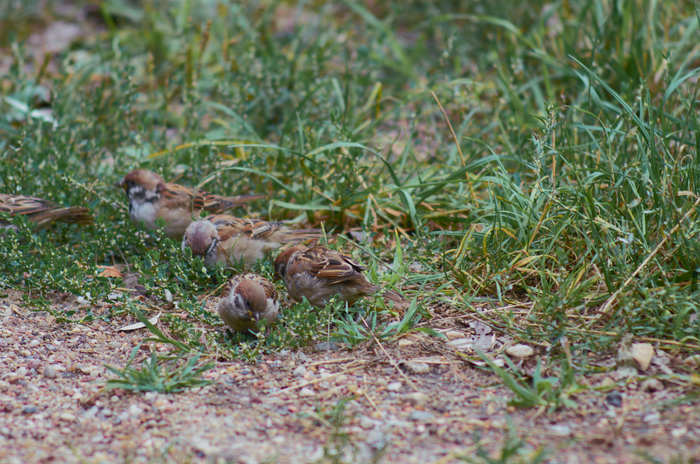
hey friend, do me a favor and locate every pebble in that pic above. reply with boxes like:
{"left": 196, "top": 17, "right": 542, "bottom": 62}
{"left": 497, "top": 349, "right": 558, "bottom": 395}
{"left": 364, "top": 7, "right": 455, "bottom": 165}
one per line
{"left": 405, "top": 392, "right": 429, "bottom": 405}
{"left": 613, "top": 366, "right": 638, "bottom": 379}
{"left": 444, "top": 330, "right": 465, "bottom": 340}
{"left": 314, "top": 341, "right": 339, "bottom": 352}
{"left": 598, "top": 377, "right": 615, "bottom": 388}
{"left": 549, "top": 424, "right": 571, "bottom": 436}
{"left": 366, "top": 429, "right": 387, "bottom": 449}
{"left": 640, "top": 378, "right": 663, "bottom": 392}
{"left": 22, "top": 406, "right": 38, "bottom": 414}
{"left": 293, "top": 365, "right": 307, "bottom": 377}
{"left": 29, "top": 339, "right": 40, "bottom": 347}
{"left": 386, "top": 382, "right": 402, "bottom": 392}
{"left": 58, "top": 412, "right": 75, "bottom": 422}
{"left": 128, "top": 404, "right": 142, "bottom": 417}
{"left": 359, "top": 415, "right": 377, "bottom": 430}
{"left": 402, "top": 361, "right": 430, "bottom": 375}
{"left": 299, "top": 387, "right": 315, "bottom": 397}
{"left": 683, "top": 354, "right": 700, "bottom": 368}
{"left": 605, "top": 391, "right": 623, "bottom": 407}
{"left": 506, "top": 344, "right": 534, "bottom": 358}
{"left": 671, "top": 427, "right": 687, "bottom": 438}
{"left": 43, "top": 365, "right": 57, "bottom": 379}
{"left": 409, "top": 410, "right": 434, "bottom": 421}
{"left": 447, "top": 338, "right": 471, "bottom": 351}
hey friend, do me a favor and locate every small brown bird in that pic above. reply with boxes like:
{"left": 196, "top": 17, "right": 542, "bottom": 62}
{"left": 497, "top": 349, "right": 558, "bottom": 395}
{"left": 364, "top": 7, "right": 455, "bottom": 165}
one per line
{"left": 182, "top": 214, "right": 322, "bottom": 268}
{"left": 119, "top": 169, "right": 262, "bottom": 238}
{"left": 0, "top": 194, "right": 92, "bottom": 228}
{"left": 274, "top": 245, "right": 380, "bottom": 307}
{"left": 218, "top": 274, "right": 280, "bottom": 332}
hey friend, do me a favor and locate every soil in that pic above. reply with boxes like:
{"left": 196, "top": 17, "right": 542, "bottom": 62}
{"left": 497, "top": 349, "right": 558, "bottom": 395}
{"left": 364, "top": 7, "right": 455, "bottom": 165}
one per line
{"left": 1, "top": 291, "right": 698, "bottom": 463}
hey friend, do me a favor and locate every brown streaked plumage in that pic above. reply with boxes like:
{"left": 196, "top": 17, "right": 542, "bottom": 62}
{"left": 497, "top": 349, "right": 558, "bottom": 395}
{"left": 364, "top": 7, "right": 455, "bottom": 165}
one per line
{"left": 218, "top": 273, "right": 280, "bottom": 332}
{"left": 182, "top": 214, "right": 322, "bottom": 268}
{"left": 273, "top": 245, "right": 380, "bottom": 307}
{"left": 119, "top": 169, "right": 263, "bottom": 238}
{"left": 0, "top": 194, "right": 92, "bottom": 228}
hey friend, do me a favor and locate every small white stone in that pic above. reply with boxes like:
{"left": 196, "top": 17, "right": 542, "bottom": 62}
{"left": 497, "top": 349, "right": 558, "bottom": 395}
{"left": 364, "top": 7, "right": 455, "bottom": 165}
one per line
{"left": 671, "top": 427, "right": 687, "bottom": 438}
{"left": 402, "top": 361, "right": 430, "bottom": 375}
{"left": 506, "top": 344, "right": 534, "bottom": 358}
{"left": 128, "top": 404, "right": 142, "bottom": 417}
{"left": 444, "top": 330, "right": 465, "bottom": 340}
{"left": 58, "top": 412, "right": 75, "bottom": 422}
{"left": 43, "top": 365, "right": 57, "bottom": 379}
{"left": 549, "top": 424, "right": 571, "bottom": 436}
{"left": 448, "top": 338, "right": 472, "bottom": 351}
{"left": 630, "top": 343, "right": 654, "bottom": 371}
{"left": 640, "top": 378, "right": 663, "bottom": 392}
{"left": 386, "top": 381, "right": 402, "bottom": 392}
{"left": 406, "top": 392, "right": 429, "bottom": 405}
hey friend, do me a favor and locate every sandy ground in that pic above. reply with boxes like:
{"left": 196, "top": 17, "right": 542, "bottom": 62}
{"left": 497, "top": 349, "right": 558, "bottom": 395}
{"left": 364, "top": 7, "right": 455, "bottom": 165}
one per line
{"left": 0, "top": 292, "right": 698, "bottom": 464}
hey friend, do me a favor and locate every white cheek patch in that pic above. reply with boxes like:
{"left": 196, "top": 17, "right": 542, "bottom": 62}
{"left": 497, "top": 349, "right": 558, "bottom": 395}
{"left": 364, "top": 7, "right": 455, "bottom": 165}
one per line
{"left": 127, "top": 187, "right": 159, "bottom": 225}
{"left": 145, "top": 190, "right": 159, "bottom": 202}
{"left": 233, "top": 294, "right": 247, "bottom": 310}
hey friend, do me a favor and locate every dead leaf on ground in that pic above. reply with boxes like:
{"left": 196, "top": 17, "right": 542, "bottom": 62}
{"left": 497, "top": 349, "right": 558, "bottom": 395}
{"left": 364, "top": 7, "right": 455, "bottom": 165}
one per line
{"left": 97, "top": 265, "right": 123, "bottom": 278}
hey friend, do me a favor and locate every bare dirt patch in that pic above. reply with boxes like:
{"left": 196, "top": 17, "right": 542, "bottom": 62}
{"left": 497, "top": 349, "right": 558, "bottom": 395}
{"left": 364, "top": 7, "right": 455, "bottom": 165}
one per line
{"left": 0, "top": 292, "right": 698, "bottom": 463}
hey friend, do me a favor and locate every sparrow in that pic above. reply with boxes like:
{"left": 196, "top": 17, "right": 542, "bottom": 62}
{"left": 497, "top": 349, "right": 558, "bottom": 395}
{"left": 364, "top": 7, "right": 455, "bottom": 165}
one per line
{"left": 119, "top": 169, "right": 263, "bottom": 238}
{"left": 182, "top": 214, "right": 322, "bottom": 268}
{"left": 273, "top": 245, "right": 380, "bottom": 307}
{"left": 0, "top": 194, "right": 92, "bottom": 228}
{"left": 218, "top": 273, "right": 280, "bottom": 332}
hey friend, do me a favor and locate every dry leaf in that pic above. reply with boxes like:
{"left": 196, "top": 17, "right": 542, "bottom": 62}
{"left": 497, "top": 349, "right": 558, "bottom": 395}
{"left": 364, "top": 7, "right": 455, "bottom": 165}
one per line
{"left": 630, "top": 343, "right": 654, "bottom": 371}
{"left": 117, "top": 313, "right": 160, "bottom": 331}
{"left": 97, "top": 265, "right": 122, "bottom": 278}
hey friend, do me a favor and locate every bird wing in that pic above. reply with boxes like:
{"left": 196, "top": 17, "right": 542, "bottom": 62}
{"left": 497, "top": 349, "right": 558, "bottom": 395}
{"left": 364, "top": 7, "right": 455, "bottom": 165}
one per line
{"left": 298, "top": 247, "right": 367, "bottom": 285}
{"left": 201, "top": 192, "right": 264, "bottom": 213}
{"left": 207, "top": 214, "right": 285, "bottom": 242}
{"left": 0, "top": 194, "right": 92, "bottom": 227}
{"left": 157, "top": 182, "right": 199, "bottom": 211}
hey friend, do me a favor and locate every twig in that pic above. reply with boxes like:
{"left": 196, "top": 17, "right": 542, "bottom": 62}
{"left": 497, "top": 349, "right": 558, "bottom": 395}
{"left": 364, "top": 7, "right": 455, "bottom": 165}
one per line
{"left": 360, "top": 316, "right": 419, "bottom": 392}
{"left": 362, "top": 391, "right": 382, "bottom": 416}
{"left": 431, "top": 90, "right": 466, "bottom": 166}
{"left": 307, "top": 357, "right": 356, "bottom": 367}
{"left": 566, "top": 327, "right": 700, "bottom": 350}
{"left": 596, "top": 195, "right": 700, "bottom": 318}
